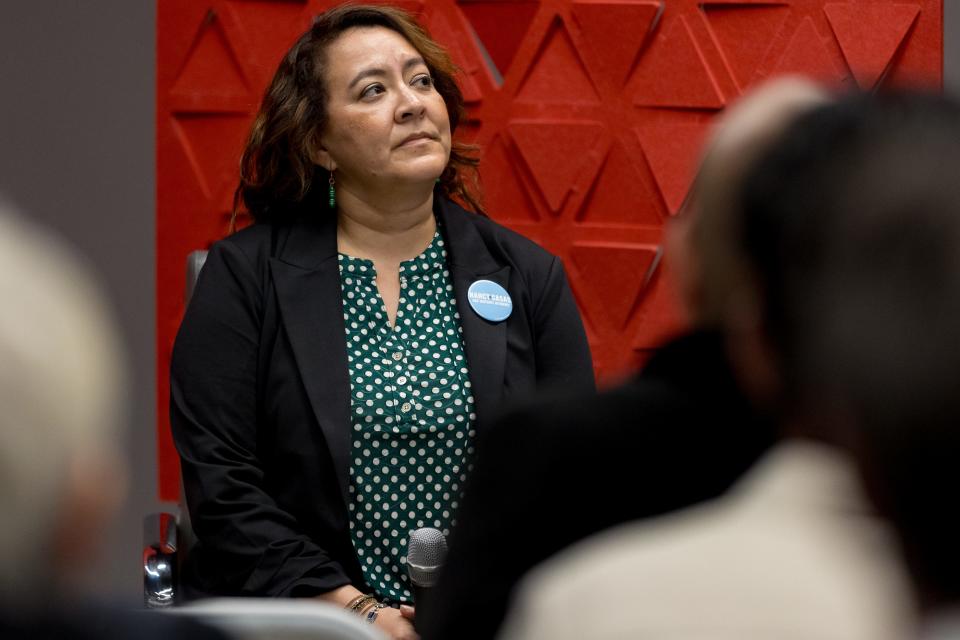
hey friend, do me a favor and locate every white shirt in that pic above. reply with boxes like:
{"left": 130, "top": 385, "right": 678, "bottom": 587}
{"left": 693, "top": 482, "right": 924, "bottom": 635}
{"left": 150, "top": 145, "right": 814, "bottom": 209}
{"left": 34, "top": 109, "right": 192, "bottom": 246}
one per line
{"left": 500, "top": 441, "right": 916, "bottom": 640}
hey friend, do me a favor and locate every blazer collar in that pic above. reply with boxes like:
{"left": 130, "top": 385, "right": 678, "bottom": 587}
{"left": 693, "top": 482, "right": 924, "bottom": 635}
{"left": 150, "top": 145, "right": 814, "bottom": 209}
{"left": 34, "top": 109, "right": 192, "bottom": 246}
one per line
{"left": 269, "top": 197, "right": 509, "bottom": 510}
{"left": 274, "top": 196, "right": 500, "bottom": 272}
{"left": 436, "top": 196, "right": 501, "bottom": 274}
{"left": 272, "top": 197, "right": 502, "bottom": 272}
{"left": 270, "top": 211, "right": 352, "bottom": 508}
{"left": 435, "top": 198, "right": 509, "bottom": 430}
{"left": 274, "top": 210, "right": 338, "bottom": 269}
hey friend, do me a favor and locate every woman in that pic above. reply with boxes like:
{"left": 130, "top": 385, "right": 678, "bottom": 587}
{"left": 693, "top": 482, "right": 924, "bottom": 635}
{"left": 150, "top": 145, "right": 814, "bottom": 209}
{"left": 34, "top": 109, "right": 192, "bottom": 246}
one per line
{"left": 170, "top": 4, "right": 592, "bottom": 638}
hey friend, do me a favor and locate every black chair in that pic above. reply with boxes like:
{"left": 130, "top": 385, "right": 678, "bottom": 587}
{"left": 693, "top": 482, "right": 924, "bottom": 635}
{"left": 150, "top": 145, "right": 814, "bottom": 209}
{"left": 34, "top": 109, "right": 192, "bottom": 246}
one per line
{"left": 143, "top": 250, "right": 207, "bottom": 608}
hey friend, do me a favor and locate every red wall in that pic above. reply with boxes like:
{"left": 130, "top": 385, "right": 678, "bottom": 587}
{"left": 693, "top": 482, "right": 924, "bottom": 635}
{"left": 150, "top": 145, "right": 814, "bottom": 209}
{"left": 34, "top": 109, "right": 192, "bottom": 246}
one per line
{"left": 157, "top": 0, "right": 942, "bottom": 501}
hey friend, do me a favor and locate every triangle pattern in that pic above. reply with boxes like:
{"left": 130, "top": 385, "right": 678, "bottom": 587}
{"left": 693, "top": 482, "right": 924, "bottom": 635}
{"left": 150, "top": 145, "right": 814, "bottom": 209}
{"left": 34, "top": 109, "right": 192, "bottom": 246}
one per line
{"left": 458, "top": 1, "right": 540, "bottom": 77}
{"left": 579, "top": 142, "right": 662, "bottom": 225}
{"left": 170, "top": 12, "right": 250, "bottom": 101}
{"left": 517, "top": 18, "right": 601, "bottom": 104}
{"left": 773, "top": 16, "right": 847, "bottom": 84}
{"left": 570, "top": 243, "right": 659, "bottom": 329}
{"left": 824, "top": 2, "right": 920, "bottom": 89}
{"left": 635, "top": 121, "right": 711, "bottom": 214}
{"left": 510, "top": 121, "right": 607, "bottom": 212}
{"left": 702, "top": 2, "right": 790, "bottom": 90}
{"left": 572, "top": 0, "right": 662, "bottom": 87}
{"left": 173, "top": 114, "right": 252, "bottom": 202}
{"left": 632, "top": 15, "right": 724, "bottom": 108}
{"left": 428, "top": 10, "right": 483, "bottom": 103}
{"left": 559, "top": 274, "right": 603, "bottom": 368}
{"left": 631, "top": 257, "right": 684, "bottom": 350}
{"left": 226, "top": 1, "right": 310, "bottom": 90}
{"left": 479, "top": 135, "right": 540, "bottom": 223}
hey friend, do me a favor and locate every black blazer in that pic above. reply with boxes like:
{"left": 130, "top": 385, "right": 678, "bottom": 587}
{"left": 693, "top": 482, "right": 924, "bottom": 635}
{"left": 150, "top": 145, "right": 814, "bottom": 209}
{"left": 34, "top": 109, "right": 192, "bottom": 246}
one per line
{"left": 170, "top": 196, "right": 593, "bottom": 598}
{"left": 420, "top": 330, "right": 776, "bottom": 640}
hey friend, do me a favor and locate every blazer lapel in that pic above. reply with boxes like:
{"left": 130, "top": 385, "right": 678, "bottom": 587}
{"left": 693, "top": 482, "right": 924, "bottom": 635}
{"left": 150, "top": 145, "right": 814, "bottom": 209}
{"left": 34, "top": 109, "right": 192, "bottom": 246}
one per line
{"left": 438, "top": 199, "right": 509, "bottom": 429}
{"left": 268, "top": 199, "right": 510, "bottom": 509}
{"left": 269, "top": 215, "right": 352, "bottom": 510}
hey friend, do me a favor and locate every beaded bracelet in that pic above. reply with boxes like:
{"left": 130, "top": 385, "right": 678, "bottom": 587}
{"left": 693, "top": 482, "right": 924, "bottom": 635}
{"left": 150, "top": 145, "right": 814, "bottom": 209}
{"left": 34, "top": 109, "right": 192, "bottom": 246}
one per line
{"left": 345, "top": 594, "right": 376, "bottom": 613}
{"left": 365, "top": 601, "right": 387, "bottom": 625}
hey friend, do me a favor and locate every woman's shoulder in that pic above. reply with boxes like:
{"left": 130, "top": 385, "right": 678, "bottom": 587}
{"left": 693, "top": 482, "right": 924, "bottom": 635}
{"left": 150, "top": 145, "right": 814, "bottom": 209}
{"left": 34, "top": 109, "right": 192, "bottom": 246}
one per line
{"left": 442, "top": 198, "right": 558, "bottom": 272}
{"left": 206, "top": 219, "right": 297, "bottom": 272}
{"left": 214, "top": 220, "right": 275, "bottom": 254}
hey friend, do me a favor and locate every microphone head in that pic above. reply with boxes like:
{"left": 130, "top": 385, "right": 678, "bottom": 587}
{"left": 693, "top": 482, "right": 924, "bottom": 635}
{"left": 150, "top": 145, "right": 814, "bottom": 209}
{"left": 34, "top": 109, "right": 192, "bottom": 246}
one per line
{"left": 406, "top": 527, "right": 448, "bottom": 587}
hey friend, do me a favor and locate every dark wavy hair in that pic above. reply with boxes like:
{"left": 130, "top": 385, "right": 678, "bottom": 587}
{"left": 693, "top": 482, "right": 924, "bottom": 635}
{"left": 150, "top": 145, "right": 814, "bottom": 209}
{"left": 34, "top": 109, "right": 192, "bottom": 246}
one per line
{"left": 233, "top": 4, "right": 483, "bottom": 224}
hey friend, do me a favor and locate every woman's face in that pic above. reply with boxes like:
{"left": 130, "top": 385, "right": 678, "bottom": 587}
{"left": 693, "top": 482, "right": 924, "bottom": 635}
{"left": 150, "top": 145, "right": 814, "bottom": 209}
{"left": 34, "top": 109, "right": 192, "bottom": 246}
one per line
{"left": 316, "top": 26, "right": 452, "bottom": 195}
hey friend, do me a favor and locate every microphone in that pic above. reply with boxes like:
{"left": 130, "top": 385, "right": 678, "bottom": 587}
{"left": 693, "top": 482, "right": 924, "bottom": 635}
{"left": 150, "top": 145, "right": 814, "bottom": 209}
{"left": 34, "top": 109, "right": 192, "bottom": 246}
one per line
{"left": 407, "top": 527, "right": 447, "bottom": 626}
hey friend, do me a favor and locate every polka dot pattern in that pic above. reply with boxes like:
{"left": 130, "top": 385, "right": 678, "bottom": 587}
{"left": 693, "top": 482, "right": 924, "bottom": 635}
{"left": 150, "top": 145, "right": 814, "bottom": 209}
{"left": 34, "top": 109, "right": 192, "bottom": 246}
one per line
{"left": 339, "top": 232, "right": 476, "bottom": 603}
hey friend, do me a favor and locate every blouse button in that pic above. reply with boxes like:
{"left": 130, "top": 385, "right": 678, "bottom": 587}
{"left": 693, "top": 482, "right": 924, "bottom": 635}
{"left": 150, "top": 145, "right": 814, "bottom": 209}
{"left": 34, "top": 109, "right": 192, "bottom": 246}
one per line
{"left": 392, "top": 351, "right": 403, "bottom": 361}
{"left": 401, "top": 402, "right": 412, "bottom": 413}
{"left": 397, "top": 376, "right": 408, "bottom": 385}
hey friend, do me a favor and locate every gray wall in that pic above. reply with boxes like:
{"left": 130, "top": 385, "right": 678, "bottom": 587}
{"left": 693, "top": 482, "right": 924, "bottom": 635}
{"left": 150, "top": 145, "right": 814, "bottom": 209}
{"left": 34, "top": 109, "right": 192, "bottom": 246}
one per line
{"left": 947, "top": 0, "right": 960, "bottom": 95}
{"left": 0, "top": 1, "right": 157, "bottom": 605}
{"left": 0, "top": 0, "right": 957, "bottom": 604}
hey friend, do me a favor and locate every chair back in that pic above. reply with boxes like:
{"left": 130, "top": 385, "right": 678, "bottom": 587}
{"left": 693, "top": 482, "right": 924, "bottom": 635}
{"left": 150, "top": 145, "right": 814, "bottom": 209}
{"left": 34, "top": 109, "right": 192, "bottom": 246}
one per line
{"left": 144, "top": 249, "right": 208, "bottom": 608}
{"left": 185, "top": 249, "right": 208, "bottom": 306}
{"left": 178, "top": 249, "right": 208, "bottom": 552}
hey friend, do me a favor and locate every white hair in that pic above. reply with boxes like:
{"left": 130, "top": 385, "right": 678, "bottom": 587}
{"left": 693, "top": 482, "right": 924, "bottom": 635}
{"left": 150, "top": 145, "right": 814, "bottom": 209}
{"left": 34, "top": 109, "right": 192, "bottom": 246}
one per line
{"left": 0, "top": 201, "right": 125, "bottom": 601}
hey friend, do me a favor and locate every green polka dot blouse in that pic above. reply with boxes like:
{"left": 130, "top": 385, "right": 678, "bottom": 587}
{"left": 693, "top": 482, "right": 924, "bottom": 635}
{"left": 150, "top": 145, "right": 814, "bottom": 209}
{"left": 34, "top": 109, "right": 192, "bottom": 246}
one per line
{"left": 338, "top": 231, "right": 477, "bottom": 603}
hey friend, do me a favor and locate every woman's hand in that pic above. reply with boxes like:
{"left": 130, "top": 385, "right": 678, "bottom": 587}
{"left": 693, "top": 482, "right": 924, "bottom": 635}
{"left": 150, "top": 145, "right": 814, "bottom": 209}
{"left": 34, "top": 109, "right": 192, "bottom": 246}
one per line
{"left": 317, "top": 586, "right": 417, "bottom": 639}
{"left": 373, "top": 605, "right": 418, "bottom": 639}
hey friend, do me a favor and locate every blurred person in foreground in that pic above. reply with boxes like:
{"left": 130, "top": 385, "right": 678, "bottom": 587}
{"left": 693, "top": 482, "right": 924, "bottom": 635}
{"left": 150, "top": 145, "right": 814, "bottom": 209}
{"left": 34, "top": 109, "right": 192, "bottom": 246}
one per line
{"left": 737, "top": 93, "right": 960, "bottom": 640}
{"left": 0, "top": 201, "right": 225, "bottom": 639}
{"left": 170, "top": 4, "right": 590, "bottom": 638}
{"left": 497, "top": 89, "right": 922, "bottom": 640}
{"left": 420, "top": 78, "right": 827, "bottom": 640}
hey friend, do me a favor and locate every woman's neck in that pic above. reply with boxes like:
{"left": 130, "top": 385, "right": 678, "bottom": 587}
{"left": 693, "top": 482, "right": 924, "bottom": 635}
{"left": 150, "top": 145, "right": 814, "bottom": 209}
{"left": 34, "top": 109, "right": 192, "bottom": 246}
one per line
{"left": 335, "top": 186, "right": 437, "bottom": 263}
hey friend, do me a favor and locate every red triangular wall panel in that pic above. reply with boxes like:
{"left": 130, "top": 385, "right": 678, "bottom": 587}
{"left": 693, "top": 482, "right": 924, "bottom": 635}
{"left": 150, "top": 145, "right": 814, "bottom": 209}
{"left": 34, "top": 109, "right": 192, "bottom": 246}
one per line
{"left": 632, "top": 14, "right": 726, "bottom": 108}
{"left": 825, "top": 2, "right": 921, "bottom": 89}
{"left": 157, "top": 0, "right": 943, "bottom": 500}
{"left": 572, "top": 0, "right": 662, "bottom": 87}
{"left": 702, "top": 2, "right": 791, "bottom": 91}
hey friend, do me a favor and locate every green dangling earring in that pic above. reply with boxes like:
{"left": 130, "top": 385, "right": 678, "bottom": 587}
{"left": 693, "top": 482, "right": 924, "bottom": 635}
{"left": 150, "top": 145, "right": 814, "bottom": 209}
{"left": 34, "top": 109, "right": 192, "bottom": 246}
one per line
{"left": 328, "top": 171, "right": 336, "bottom": 209}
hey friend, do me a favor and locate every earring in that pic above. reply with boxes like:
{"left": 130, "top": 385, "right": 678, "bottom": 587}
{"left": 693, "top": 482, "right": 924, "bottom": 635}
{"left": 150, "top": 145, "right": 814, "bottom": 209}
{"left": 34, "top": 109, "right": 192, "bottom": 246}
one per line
{"left": 328, "top": 172, "right": 336, "bottom": 209}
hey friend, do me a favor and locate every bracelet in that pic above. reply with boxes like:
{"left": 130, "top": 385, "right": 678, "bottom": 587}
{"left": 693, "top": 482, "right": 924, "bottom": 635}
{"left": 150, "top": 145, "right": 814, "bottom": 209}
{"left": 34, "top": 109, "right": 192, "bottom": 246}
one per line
{"left": 345, "top": 594, "right": 372, "bottom": 611}
{"left": 357, "top": 598, "right": 379, "bottom": 614}
{"left": 345, "top": 594, "right": 376, "bottom": 613}
{"left": 365, "top": 602, "right": 387, "bottom": 624}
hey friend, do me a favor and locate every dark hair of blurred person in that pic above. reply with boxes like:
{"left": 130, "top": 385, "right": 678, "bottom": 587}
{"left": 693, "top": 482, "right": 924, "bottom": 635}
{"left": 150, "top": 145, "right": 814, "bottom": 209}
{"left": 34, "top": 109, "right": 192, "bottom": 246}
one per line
{"left": 495, "top": 87, "right": 920, "bottom": 640}
{"left": 738, "top": 92, "right": 960, "bottom": 633}
{"left": 234, "top": 3, "right": 481, "bottom": 223}
{"left": 420, "top": 78, "right": 826, "bottom": 640}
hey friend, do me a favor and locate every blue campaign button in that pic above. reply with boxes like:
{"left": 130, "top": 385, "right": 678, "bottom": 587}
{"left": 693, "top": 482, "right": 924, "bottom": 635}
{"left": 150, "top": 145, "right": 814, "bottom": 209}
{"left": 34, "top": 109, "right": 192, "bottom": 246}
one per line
{"left": 467, "top": 279, "right": 512, "bottom": 322}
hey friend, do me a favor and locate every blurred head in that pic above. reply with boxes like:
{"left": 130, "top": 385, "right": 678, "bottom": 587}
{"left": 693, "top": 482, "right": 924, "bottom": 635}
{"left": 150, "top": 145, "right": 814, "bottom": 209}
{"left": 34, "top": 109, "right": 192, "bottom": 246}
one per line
{"left": 235, "top": 4, "right": 481, "bottom": 223}
{"left": 0, "top": 202, "right": 126, "bottom": 605}
{"left": 737, "top": 92, "right": 960, "bottom": 608}
{"left": 668, "top": 77, "right": 829, "bottom": 332}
